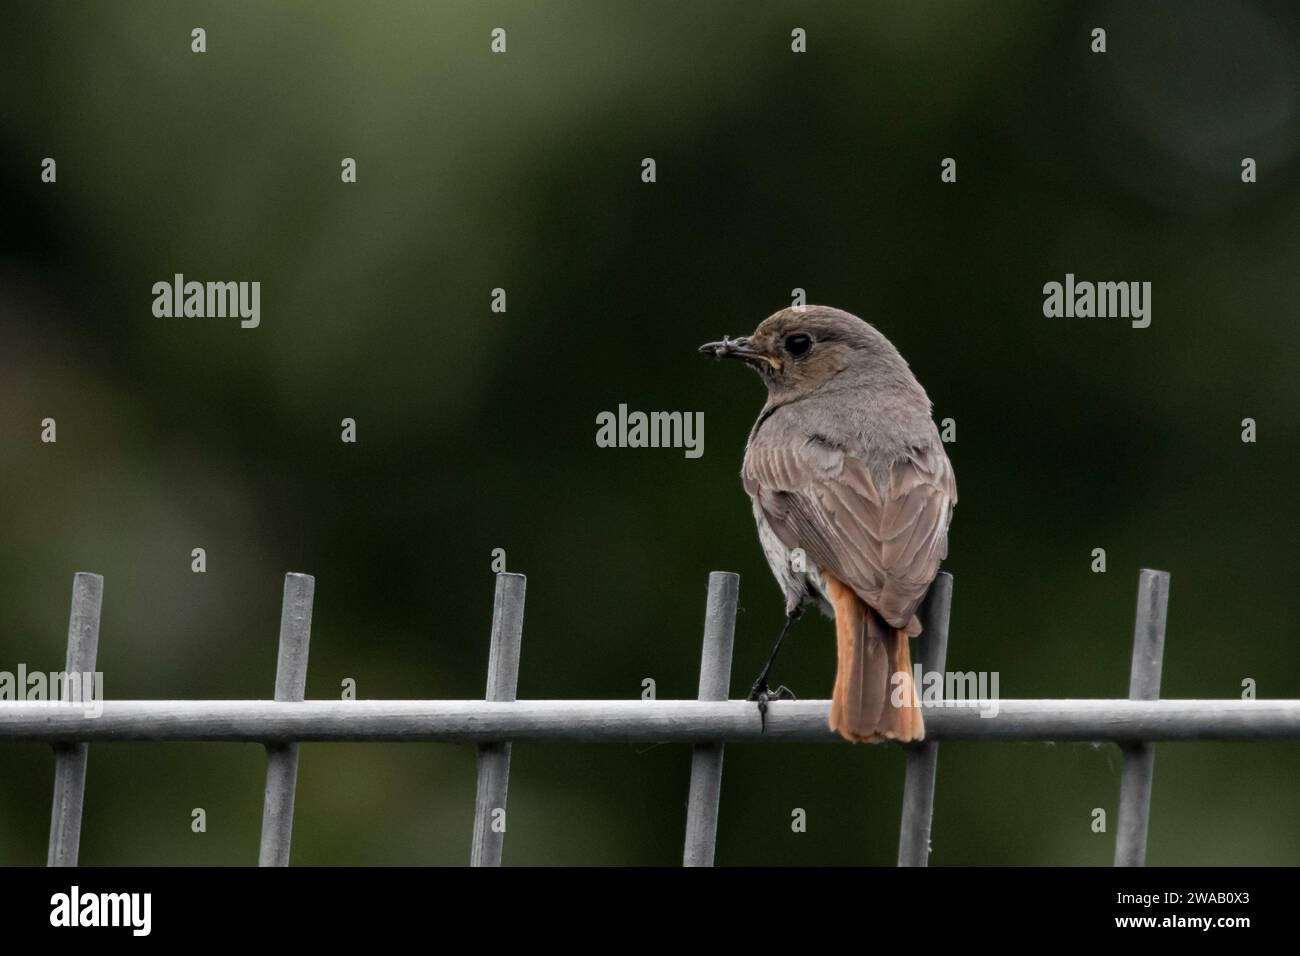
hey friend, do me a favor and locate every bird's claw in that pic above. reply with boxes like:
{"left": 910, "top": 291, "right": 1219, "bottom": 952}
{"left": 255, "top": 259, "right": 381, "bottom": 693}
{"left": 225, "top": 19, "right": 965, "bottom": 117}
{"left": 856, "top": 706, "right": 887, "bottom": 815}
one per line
{"left": 747, "top": 680, "right": 797, "bottom": 732}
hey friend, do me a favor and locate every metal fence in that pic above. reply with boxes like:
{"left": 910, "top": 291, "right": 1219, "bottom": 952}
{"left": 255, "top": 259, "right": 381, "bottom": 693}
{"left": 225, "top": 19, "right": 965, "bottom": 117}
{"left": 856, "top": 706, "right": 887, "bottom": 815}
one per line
{"left": 3, "top": 568, "right": 1299, "bottom": 867}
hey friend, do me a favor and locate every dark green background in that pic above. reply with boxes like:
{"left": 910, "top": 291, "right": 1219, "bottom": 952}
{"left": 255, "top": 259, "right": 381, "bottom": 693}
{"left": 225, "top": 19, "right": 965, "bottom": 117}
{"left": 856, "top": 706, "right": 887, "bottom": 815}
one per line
{"left": 2, "top": 1, "right": 1298, "bottom": 865}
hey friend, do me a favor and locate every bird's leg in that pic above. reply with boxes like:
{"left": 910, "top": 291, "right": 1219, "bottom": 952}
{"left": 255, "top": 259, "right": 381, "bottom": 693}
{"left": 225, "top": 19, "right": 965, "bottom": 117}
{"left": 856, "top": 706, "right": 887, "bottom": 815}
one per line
{"left": 750, "top": 607, "right": 802, "bottom": 694}
{"left": 748, "top": 608, "right": 802, "bottom": 730}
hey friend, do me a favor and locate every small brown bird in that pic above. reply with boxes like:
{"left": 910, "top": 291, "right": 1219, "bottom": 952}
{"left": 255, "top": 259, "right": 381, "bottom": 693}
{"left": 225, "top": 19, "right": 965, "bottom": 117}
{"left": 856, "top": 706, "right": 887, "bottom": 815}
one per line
{"left": 700, "top": 306, "right": 956, "bottom": 742}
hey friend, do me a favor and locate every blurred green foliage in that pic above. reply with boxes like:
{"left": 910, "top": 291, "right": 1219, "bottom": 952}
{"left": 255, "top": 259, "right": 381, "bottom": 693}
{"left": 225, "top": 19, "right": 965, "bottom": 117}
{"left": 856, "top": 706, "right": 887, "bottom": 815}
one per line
{"left": 1, "top": 1, "right": 1298, "bottom": 865}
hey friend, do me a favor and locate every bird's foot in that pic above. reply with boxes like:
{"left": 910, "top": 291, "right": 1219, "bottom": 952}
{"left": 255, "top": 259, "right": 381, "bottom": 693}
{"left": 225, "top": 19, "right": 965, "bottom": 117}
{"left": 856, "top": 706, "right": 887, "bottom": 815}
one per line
{"left": 747, "top": 679, "right": 798, "bottom": 732}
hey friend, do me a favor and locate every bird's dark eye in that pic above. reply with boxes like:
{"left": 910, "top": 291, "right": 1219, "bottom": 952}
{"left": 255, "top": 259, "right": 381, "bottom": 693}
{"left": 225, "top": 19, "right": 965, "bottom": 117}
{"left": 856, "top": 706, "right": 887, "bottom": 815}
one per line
{"left": 784, "top": 334, "right": 812, "bottom": 357}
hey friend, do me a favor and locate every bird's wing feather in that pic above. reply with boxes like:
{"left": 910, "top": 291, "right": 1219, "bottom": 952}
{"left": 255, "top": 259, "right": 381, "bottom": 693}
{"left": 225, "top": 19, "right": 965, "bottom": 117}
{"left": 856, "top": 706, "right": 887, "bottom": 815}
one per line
{"left": 743, "top": 438, "right": 955, "bottom": 630}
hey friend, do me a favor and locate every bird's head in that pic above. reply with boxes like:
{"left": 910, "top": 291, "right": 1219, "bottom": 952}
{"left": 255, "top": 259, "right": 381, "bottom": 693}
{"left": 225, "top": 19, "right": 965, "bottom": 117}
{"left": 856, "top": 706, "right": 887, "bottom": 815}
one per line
{"left": 699, "top": 305, "right": 906, "bottom": 398}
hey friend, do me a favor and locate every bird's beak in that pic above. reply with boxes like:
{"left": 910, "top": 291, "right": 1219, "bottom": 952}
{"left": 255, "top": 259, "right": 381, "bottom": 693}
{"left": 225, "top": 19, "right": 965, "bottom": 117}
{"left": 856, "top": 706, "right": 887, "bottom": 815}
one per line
{"left": 698, "top": 336, "right": 783, "bottom": 371}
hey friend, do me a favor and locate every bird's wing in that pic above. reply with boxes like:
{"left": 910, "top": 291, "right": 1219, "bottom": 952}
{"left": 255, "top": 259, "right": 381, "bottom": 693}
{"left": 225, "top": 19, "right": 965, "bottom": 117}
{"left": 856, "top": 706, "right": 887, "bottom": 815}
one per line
{"left": 743, "top": 437, "right": 956, "bottom": 630}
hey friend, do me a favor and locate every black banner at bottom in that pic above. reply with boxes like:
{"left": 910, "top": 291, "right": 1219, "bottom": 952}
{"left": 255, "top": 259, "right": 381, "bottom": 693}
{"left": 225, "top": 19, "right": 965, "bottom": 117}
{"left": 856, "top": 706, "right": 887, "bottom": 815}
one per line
{"left": 0, "top": 865, "right": 1277, "bottom": 942}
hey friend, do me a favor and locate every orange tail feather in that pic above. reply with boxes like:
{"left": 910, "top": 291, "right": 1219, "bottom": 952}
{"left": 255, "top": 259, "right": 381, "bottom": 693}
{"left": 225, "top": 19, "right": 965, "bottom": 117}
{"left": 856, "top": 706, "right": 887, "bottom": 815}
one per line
{"left": 825, "top": 574, "right": 925, "bottom": 743}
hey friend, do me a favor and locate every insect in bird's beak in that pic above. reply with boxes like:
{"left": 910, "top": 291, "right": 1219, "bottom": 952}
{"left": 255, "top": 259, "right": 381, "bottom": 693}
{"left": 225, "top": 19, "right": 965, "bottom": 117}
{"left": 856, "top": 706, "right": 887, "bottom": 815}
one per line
{"left": 698, "top": 336, "right": 782, "bottom": 370}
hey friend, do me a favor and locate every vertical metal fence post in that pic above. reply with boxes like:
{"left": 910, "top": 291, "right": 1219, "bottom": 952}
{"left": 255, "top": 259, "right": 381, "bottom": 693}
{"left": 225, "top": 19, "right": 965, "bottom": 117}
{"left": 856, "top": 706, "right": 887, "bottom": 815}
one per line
{"left": 1114, "top": 568, "right": 1170, "bottom": 867}
{"left": 470, "top": 572, "right": 526, "bottom": 867}
{"left": 682, "top": 571, "right": 739, "bottom": 867}
{"left": 47, "top": 571, "right": 104, "bottom": 867}
{"left": 897, "top": 571, "right": 953, "bottom": 867}
{"left": 258, "top": 572, "right": 315, "bottom": 866}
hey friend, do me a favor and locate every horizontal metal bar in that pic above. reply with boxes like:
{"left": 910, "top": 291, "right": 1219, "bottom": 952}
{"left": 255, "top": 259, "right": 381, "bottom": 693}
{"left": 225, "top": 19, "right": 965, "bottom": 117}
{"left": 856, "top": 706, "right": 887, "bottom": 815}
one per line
{"left": 1, "top": 699, "right": 1297, "bottom": 743}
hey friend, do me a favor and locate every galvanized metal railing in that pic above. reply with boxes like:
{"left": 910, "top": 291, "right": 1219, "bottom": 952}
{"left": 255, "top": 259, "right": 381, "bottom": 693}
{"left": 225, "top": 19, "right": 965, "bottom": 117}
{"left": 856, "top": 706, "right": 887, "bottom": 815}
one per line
{"left": 4, "top": 567, "right": 1299, "bottom": 867}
